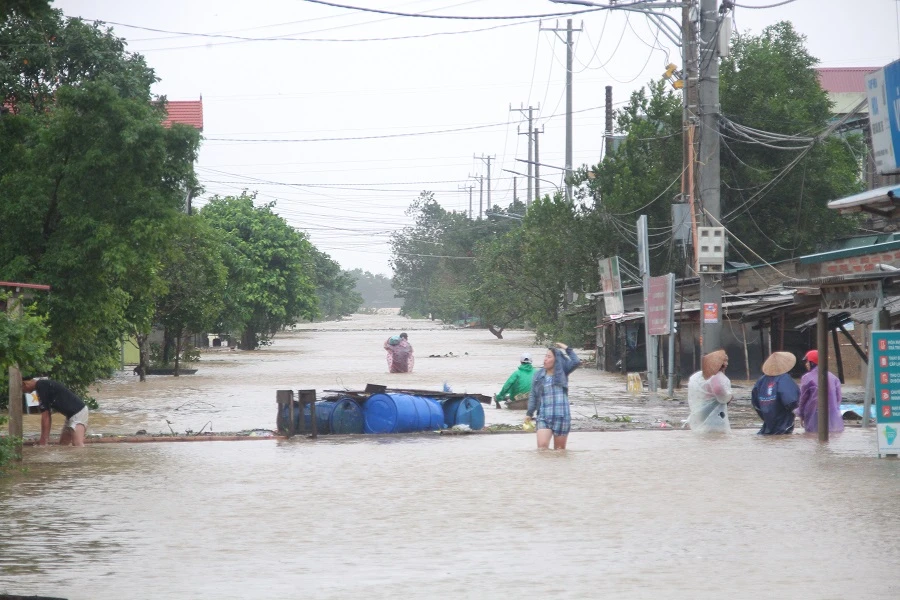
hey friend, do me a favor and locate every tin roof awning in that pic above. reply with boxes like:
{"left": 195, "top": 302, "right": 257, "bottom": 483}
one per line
{"left": 827, "top": 184, "right": 900, "bottom": 217}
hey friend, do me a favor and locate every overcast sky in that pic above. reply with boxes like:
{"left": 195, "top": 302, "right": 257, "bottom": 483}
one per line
{"left": 53, "top": 0, "right": 900, "bottom": 275}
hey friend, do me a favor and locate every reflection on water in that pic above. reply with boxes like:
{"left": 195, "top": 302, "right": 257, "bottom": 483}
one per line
{"left": 2, "top": 429, "right": 899, "bottom": 600}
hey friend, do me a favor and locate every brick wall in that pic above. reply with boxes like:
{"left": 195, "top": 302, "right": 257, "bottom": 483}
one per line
{"left": 817, "top": 249, "right": 900, "bottom": 276}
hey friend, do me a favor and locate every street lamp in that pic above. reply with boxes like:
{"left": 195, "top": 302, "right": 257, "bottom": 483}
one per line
{"left": 502, "top": 168, "right": 562, "bottom": 198}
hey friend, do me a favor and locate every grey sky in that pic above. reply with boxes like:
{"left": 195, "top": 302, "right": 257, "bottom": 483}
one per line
{"left": 54, "top": 0, "right": 900, "bottom": 275}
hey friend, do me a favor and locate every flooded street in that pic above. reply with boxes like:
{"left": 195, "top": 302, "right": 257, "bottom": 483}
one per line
{"left": 3, "top": 313, "right": 900, "bottom": 599}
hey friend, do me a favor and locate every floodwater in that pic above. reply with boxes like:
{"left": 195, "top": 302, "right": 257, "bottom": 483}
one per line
{"left": 3, "top": 312, "right": 900, "bottom": 599}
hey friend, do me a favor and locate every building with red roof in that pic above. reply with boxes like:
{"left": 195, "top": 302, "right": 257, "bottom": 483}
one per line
{"left": 160, "top": 98, "right": 203, "bottom": 131}
{"left": 816, "top": 67, "right": 875, "bottom": 116}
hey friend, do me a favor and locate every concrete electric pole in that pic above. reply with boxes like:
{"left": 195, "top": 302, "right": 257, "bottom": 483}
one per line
{"left": 698, "top": 0, "right": 723, "bottom": 354}
{"left": 511, "top": 105, "right": 537, "bottom": 206}
{"left": 475, "top": 154, "right": 495, "bottom": 217}
{"left": 459, "top": 184, "right": 474, "bottom": 220}
{"left": 541, "top": 19, "right": 581, "bottom": 202}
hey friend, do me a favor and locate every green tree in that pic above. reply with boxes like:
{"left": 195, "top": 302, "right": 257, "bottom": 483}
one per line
{"left": 719, "top": 21, "right": 863, "bottom": 260}
{"left": 578, "top": 79, "right": 684, "bottom": 276}
{"left": 348, "top": 269, "right": 396, "bottom": 309}
{"left": 311, "top": 248, "right": 363, "bottom": 320}
{"left": 390, "top": 191, "right": 521, "bottom": 322}
{"left": 0, "top": 11, "right": 201, "bottom": 394}
{"left": 0, "top": 0, "right": 51, "bottom": 21}
{"left": 0, "top": 295, "right": 57, "bottom": 407}
{"left": 154, "top": 216, "right": 227, "bottom": 375}
{"left": 0, "top": 294, "right": 55, "bottom": 474}
{"left": 199, "top": 193, "right": 318, "bottom": 349}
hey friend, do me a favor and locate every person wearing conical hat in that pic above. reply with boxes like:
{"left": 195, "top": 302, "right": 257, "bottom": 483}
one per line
{"left": 687, "top": 349, "right": 734, "bottom": 433}
{"left": 797, "top": 350, "right": 844, "bottom": 433}
{"left": 751, "top": 351, "right": 800, "bottom": 435}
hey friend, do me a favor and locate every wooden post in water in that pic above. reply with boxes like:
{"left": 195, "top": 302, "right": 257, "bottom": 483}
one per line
{"left": 7, "top": 292, "right": 24, "bottom": 460}
{"left": 2, "top": 281, "right": 50, "bottom": 459}
{"left": 817, "top": 310, "right": 829, "bottom": 442}
{"left": 741, "top": 322, "right": 751, "bottom": 381}
{"left": 298, "top": 389, "right": 317, "bottom": 439}
{"left": 276, "top": 390, "right": 295, "bottom": 437}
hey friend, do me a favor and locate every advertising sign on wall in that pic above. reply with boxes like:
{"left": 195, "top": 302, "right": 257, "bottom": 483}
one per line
{"left": 647, "top": 274, "right": 674, "bottom": 336}
{"left": 598, "top": 256, "right": 624, "bottom": 315}
{"left": 703, "top": 302, "right": 719, "bottom": 324}
{"left": 871, "top": 330, "right": 900, "bottom": 455}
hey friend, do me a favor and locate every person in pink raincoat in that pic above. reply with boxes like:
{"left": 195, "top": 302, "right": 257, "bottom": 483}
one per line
{"left": 384, "top": 332, "right": 415, "bottom": 373}
{"left": 798, "top": 350, "right": 844, "bottom": 433}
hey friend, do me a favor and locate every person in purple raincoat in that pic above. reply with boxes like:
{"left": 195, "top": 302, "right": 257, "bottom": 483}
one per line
{"left": 797, "top": 350, "right": 844, "bottom": 433}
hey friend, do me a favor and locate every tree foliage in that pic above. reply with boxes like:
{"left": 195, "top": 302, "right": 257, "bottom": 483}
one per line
{"left": 199, "top": 193, "right": 318, "bottom": 349}
{"left": 390, "top": 191, "right": 520, "bottom": 322}
{"left": 348, "top": 269, "right": 396, "bottom": 308}
{"left": 718, "top": 21, "right": 863, "bottom": 260}
{"left": 154, "top": 216, "right": 227, "bottom": 375}
{"left": 392, "top": 22, "right": 865, "bottom": 346}
{"left": 311, "top": 248, "right": 363, "bottom": 320}
{"left": 0, "top": 295, "right": 57, "bottom": 409}
{"left": 0, "top": 11, "right": 201, "bottom": 394}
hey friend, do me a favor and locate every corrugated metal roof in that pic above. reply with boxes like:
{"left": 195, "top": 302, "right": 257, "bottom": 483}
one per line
{"left": 826, "top": 183, "right": 900, "bottom": 211}
{"left": 816, "top": 67, "right": 878, "bottom": 94}
{"left": 161, "top": 99, "right": 203, "bottom": 130}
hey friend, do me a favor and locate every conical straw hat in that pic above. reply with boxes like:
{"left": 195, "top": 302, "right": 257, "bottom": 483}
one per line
{"left": 762, "top": 351, "right": 796, "bottom": 376}
{"left": 701, "top": 349, "right": 728, "bottom": 379}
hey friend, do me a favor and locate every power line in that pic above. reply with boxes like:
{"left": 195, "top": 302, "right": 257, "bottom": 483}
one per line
{"left": 732, "top": 0, "right": 799, "bottom": 8}
{"left": 204, "top": 104, "right": 608, "bottom": 143}
{"left": 301, "top": 0, "right": 604, "bottom": 20}
{"left": 80, "top": 17, "right": 539, "bottom": 47}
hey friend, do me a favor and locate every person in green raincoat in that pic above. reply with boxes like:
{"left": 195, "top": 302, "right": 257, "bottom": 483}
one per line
{"left": 494, "top": 353, "right": 534, "bottom": 408}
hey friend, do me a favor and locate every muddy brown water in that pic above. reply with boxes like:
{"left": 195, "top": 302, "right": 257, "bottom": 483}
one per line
{"left": 3, "top": 312, "right": 899, "bottom": 599}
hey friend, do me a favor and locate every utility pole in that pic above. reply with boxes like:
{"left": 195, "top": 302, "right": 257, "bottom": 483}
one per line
{"left": 513, "top": 176, "right": 517, "bottom": 205}
{"left": 534, "top": 127, "right": 542, "bottom": 202}
{"left": 475, "top": 154, "right": 495, "bottom": 217}
{"left": 681, "top": 0, "right": 701, "bottom": 281}
{"left": 459, "top": 184, "right": 474, "bottom": 220}
{"left": 541, "top": 19, "right": 581, "bottom": 202}
{"left": 511, "top": 105, "right": 537, "bottom": 206}
{"left": 698, "top": 0, "right": 723, "bottom": 354}
{"left": 604, "top": 85, "right": 613, "bottom": 159}
{"left": 475, "top": 174, "right": 484, "bottom": 219}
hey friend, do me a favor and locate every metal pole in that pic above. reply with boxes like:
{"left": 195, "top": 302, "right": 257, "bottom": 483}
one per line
{"left": 817, "top": 310, "right": 829, "bottom": 442}
{"left": 667, "top": 274, "right": 676, "bottom": 396}
{"left": 638, "top": 216, "right": 657, "bottom": 392}
{"left": 698, "top": 0, "right": 722, "bottom": 354}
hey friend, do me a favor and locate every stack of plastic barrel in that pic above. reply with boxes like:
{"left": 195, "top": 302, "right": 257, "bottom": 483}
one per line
{"left": 279, "top": 394, "right": 485, "bottom": 434}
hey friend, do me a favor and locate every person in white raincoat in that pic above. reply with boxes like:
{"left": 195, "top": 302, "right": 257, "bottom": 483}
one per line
{"left": 687, "top": 349, "right": 733, "bottom": 433}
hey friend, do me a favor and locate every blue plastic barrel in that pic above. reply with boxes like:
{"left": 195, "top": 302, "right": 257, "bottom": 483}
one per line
{"left": 279, "top": 399, "right": 364, "bottom": 435}
{"left": 442, "top": 397, "right": 485, "bottom": 431}
{"left": 363, "top": 393, "right": 446, "bottom": 434}
{"left": 329, "top": 397, "right": 365, "bottom": 434}
{"left": 423, "top": 397, "right": 446, "bottom": 430}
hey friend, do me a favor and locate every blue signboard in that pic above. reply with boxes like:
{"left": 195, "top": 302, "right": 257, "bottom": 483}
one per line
{"left": 866, "top": 60, "right": 900, "bottom": 175}
{"left": 871, "top": 330, "right": 900, "bottom": 455}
